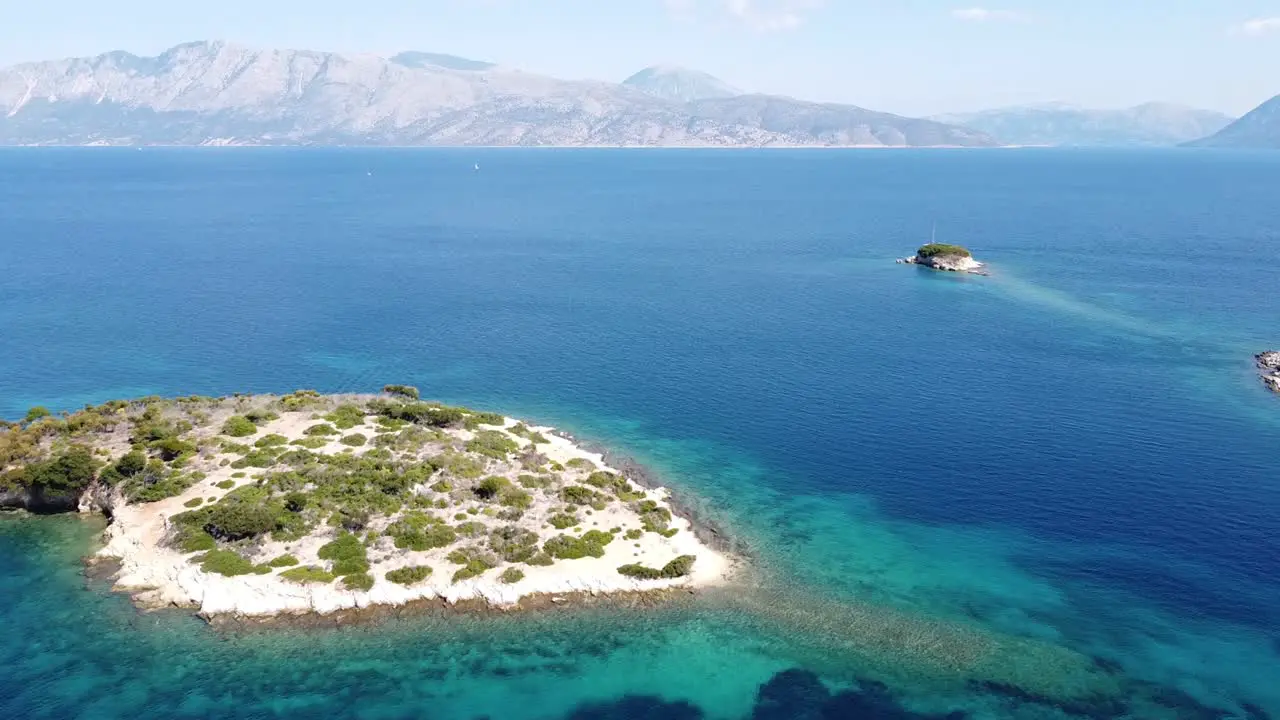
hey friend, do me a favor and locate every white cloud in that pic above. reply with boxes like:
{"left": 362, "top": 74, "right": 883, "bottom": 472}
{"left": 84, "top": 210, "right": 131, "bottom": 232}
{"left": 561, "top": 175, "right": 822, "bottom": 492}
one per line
{"left": 665, "top": 0, "right": 825, "bottom": 32}
{"left": 1237, "top": 17, "right": 1280, "bottom": 36}
{"left": 951, "top": 7, "right": 1027, "bottom": 22}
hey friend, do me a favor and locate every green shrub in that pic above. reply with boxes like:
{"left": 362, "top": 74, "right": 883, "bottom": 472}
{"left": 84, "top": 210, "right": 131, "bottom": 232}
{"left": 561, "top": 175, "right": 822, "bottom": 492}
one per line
{"left": 517, "top": 474, "right": 552, "bottom": 489}
{"left": 543, "top": 531, "right": 613, "bottom": 560}
{"left": 115, "top": 450, "right": 147, "bottom": 477}
{"left": 381, "top": 384, "right": 420, "bottom": 400}
{"left": 279, "top": 390, "right": 324, "bottom": 411}
{"left": 267, "top": 554, "right": 300, "bottom": 568}
{"left": 387, "top": 512, "right": 458, "bottom": 551}
{"left": 342, "top": 573, "right": 375, "bottom": 591}
{"left": 916, "top": 243, "right": 972, "bottom": 258}
{"left": 280, "top": 566, "right": 336, "bottom": 584}
{"left": 375, "top": 402, "right": 465, "bottom": 428}
{"left": 432, "top": 480, "right": 453, "bottom": 493}
{"left": 125, "top": 469, "right": 198, "bottom": 503}
{"left": 215, "top": 479, "right": 235, "bottom": 490}
{"left": 230, "top": 450, "right": 279, "bottom": 469}
{"left": 290, "top": 437, "right": 329, "bottom": 449}
{"left": 446, "top": 546, "right": 497, "bottom": 583}
{"left": 454, "top": 521, "right": 488, "bottom": 537}
{"left": 565, "top": 458, "right": 595, "bottom": 470}
{"left": 176, "top": 529, "right": 217, "bottom": 553}
{"left": 548, "top": 512, "right": 579, "bottom": 530}
{"left": 254, "top": 434, "right": 289, "bottom": 448}
{"left": 221, "top": 416, "right": 257, "bottom": 437}
{"left": 340, "top": 433, "right": 367, "bottom": 447}
{"left": 326, "top": 404, "right": 367, "bottom": 429}
{"left": 616, "top": 555, "right": 696, "bottom": 580}
{"left": 283, "top": 491, "right": 309, "bottom": 512}
{"left": 498, "top": 489, "right": 532, "bottom": 509}
{"left": 244, "top": 408, "right": 278, "bottom": 424}
{"left": 463, "top": 412, "right": 505, "bottom": 429}
{"left": 474, "top": 475, "right": 513, "bottom": 500}
{"left": 184, "top": 497, "right": 204, "bottom": 508}
{"left": 466, "top": 430, "right": 519, "bottom": 459}
{"left": 376, "top": 416, "right": 410, "bottom": 431}
{"left": 624, "top": 528, "right": 643, "bottom": 540}
{"left": 562, "top": 485, "right": 604, "bottom": 507}
{"left": 23, "top": 447, "right": 99, "bottom": 499}
{"left": 23, "top": 406, "right": 52, "bottom": 424}
{"left": 203, "top": 495, "right": 280, "bottom": 540}
{"left": 304, "top": 423, "right": 338, "bottom": 437}
{"left": 489, "top": 526, "right": 539, "bottom": 563}
{"left": 195, "top": 549, "right": 261, "bottom": 576}
{"left": 526, "top": 552, "right": 555, "bottom": 567}
{"left": 386, "top": 565, "right": 433, "bottom": 585}
{"left": 500, "top": 567, "right": 525, "bottom": 584}
{"left": 318, "top": 532, "right": 369, "bottom": 576}
{"left": 436, "top": 453, "right": 484, "bottom": 479}
{"left": 636, "top": 500, "right": 673, "bottom": 534}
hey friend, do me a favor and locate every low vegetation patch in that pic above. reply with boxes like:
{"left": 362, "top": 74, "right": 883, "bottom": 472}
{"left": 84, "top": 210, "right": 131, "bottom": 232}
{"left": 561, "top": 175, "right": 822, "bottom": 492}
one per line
{"left": 616, "top": 555, "right": 696, "bottom": 580}
{"left": 386, "top": 565, "right": 433, "bottom": 585}
{"left": 916, "top": 243, "right": 972, "bottom": 258}
{"left": 446, "top": 546, "right": 498, "bottom": 583}
{"left": 266, "top": 554, "right": 300, "bottom": 568}
{"left": 280, "top": 566, "right": 335, "bottom": 584}
{"left": 221, "top": 416, "right": 258, "bottom": 438}
{"left": 194, "top": 549, "right": 270, "bottom": 577}
{"left": 489, "top": 525, "right": 539, "bottom": 563}
{"left": 466, "top": 430, "right": 519, "bottom": 460}
{"left": 543, "top": 531, "right": 613, "bottom": 560}
{"left": 326, "top": 404, "right": 367, "bottom": 430}
{"left": 382, "top": 385, "right": 420, "bottom": 400}
{"left": 318, "top": 532, "right": 370, "bottom": 576}
{"left": 499, "top": 567, "right": 525, "bottom": 584}
{"left": 547, "top": 512, "right": 580, "bottom": 530}
{"left": 340, "top": 433, "right": 367, "bottom": 447}
{"left": 341, "top": 573, "right": 375, "bottom": 591}
{"left": 386, "top": 512, "right": 458, "bottom": 551}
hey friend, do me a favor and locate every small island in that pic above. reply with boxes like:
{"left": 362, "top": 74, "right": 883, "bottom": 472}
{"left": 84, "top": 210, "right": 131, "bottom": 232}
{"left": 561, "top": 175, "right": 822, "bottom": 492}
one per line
{"left": 1257, "top": 351, "right": 1280, "bottom": 393}
{"left": 897, "top": 243, "right": 986, "bottom": 274}
{"left": 0, "top": 388, "right": 732, "bottom": 619}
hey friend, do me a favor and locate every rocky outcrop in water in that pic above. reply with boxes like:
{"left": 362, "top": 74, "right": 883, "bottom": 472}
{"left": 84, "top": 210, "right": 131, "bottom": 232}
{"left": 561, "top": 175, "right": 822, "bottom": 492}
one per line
{"left": 897, "top": 243, "right": 986, "bottom": 274}
{"left": 1257, "top": 351, "right": 1280, "bottom": 393}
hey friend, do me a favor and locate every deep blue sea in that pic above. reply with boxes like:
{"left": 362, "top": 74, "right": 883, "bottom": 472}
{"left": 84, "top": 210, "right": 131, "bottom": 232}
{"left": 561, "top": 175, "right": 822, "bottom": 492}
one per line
{"left": 1, "top": 147, "right": 1278, "bottom": 719}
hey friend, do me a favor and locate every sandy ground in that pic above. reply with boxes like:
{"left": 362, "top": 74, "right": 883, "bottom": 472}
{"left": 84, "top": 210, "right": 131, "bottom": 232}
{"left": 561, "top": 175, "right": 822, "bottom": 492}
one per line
{"left": 97, "top": 409, "right": 735, "bottom": 618}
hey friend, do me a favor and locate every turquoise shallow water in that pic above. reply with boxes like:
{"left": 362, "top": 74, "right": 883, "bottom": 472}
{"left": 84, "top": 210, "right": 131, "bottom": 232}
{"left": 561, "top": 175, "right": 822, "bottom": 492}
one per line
{"left": 1, "top": 148, "right": 1278, "bottom": 719}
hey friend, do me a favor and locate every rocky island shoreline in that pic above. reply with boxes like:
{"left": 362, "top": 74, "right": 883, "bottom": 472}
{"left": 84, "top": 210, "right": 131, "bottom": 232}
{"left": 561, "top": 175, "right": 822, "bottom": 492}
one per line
{"left": 897, "top": 243, "right": 987, "bottom": 274}
{"left": 0, "top": 389, "right": 735, "bottom": 620}
{"left": 1257, "top": 351, "right": 1280, "bottom": 393}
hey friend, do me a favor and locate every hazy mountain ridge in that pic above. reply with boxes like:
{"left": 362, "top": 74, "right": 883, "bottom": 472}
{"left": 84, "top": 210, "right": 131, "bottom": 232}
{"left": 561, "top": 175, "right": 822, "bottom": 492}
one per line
{"left": 622, "top": 66, "right": 742, "bottom": 102}
{"left": 0, "top": 41, "right": 995, "bottom": 147}
{"left": 1185, "top": 94, "right": 1280, "bottom": 149}
{"left": 933, "top": 102, "right": 1235, "bottom": 146}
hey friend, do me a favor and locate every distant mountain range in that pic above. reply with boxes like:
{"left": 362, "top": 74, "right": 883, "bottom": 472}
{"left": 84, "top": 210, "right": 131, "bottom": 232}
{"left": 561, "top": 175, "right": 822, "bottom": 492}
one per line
{"left": 1185, "top": 94, "right": 1280, "bottom": 149}
{"left": 0, "top": 42, "right": 995, "bottom": 148}
{"left": 932, "top": 102, "right": 1235, "bottom": 147}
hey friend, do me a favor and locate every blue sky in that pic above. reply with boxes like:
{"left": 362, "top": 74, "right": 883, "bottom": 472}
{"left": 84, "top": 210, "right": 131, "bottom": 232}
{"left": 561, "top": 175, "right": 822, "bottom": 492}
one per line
{"left": 2, "top": 0, "right": 1278, "bottom": 116}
